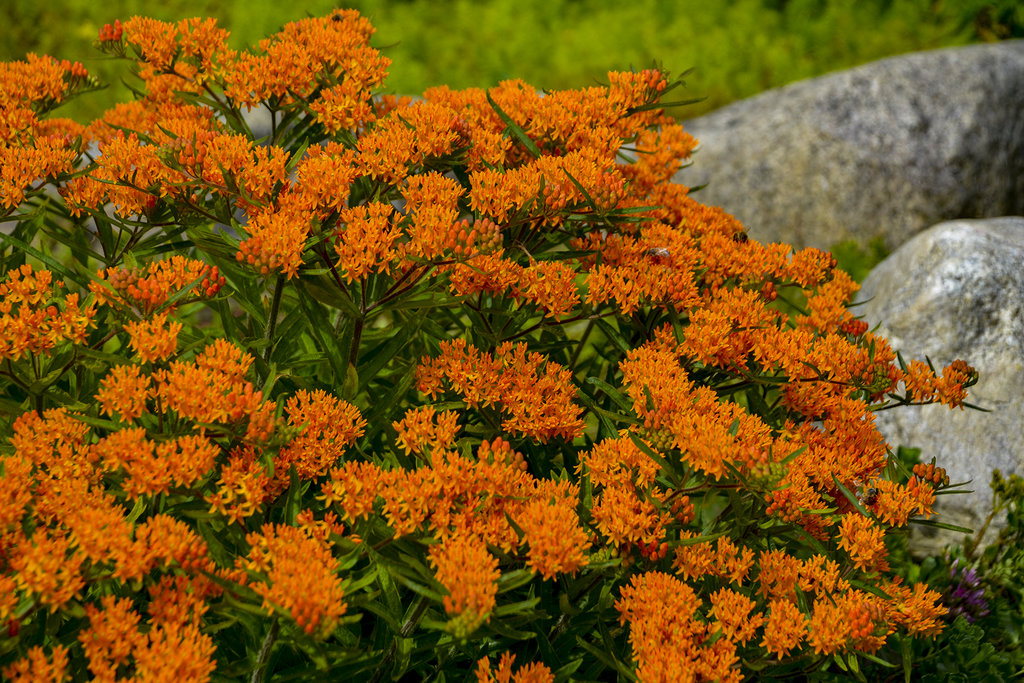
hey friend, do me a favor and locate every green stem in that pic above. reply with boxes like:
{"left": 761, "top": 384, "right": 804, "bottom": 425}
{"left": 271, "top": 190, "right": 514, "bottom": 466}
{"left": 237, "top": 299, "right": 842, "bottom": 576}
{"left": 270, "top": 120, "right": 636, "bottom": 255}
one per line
{"left": 250, "top": 617, "right": 280, "bottom": 683}
{"left": 568, "top": 317, "right": 596, "bottom": 373}
{"left": 263, "top": 274, "right": 285, "bottom": 366}
{"left": 964, "top": 502, "right": 1003, "bottom": 560}
{"left": 368, "top": 595, "right": 430, "bottom": 683}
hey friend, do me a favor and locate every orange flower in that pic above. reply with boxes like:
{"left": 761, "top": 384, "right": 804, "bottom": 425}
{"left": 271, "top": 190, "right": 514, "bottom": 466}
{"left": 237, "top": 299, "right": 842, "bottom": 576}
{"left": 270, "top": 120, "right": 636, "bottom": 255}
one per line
{"left": 96, "top": 363, "right": 152, "bottom": 421}
{"left": 64, "top": 131, "right": 167, "bottom": 216}
{"left": 0, "top": 133, "right": 80, "bottom": 208}
{"left": 838, "top": 513, "right": 890, "bottom": 573}
{"left": 394, "top": 406, "right": 461, "bottom": 458}
{"left": 91, "top": 256, "right": 225, "bottom": 316}
{"left": 0, "top": 453, "right": 33, "bottom": 532}
{"left": 756, "top": 549, "right": 803, "bottom": 600}
{"left": 320, "top": 460, "right": 386, "bottom": 523}
{"left": 152, "top": 339, "right": 279, "bottom": 440}
{"left": 274, "top": 389, "right": 366, "bottom": 490}
{"left": 334, "top": 202, "right": 401, "bottom": 281}
{"left": 1, "top": 645, "right": 69, "bottom": 683}
{"left": 236, "top": 205, "right": 312, "bottom": 278}
{"left": 78, "top": 596, "right": 144, "bottom": 681}
{"left": 124, "top": 313, "right": 182, "bottom": 363}
{"left": 221, "top": 10, "right": 388, "bottom": 109}
{"left": 709, "top": 587, "right": 764, "bottom": 644}
{"left": 9, "top": 528, "right": 85, "bottom": 612}
{"left": 285, "top": 142, "right": 358, "bottom": 216}
{"left": 430, "top": 534, "right": 500, "bottom": 636}
{"left": 0, "top": 265, "right": 95, "bottom": 360}
{"left": 121, "top": 513, "right": 213, "bottom": 581}
{"left": 132, "top": 620, "right": 217, "bottom": 683}
{"left": 883, "top": 580, "right": 946, "bottom": 637}
{"left": 402, "top": 171, "right": 466, "bottom": 260}
{"left": 416, "top": 339, "right": 584, "bottom": 442}
{"left": 616, "top": 571, "right": 744, "bottom": 682}
{"left": 206, "top": 444, "right": 271, "bottom": 524}
{"left": 807, "top": 590, "right": 885, "bottom": 655}
{"left": 673, "top": 535, "right": 755, "bottom": 585}
{"left": 868, "top": 477, "right": 936, "bottom": 526}
{"left": 513, "top": 484, "right": 591, "bottom": 578}
{"left": 761, "top": 598, "right": 807, "bottom": 659}
{"left": 475, "top": 653, "right": 554, "bottom": 683}
{"left": 92, "top": 428, "right": 218, "bottom": 498}
{"left": 240, "top": 522, "right": 347, "bottom": 636}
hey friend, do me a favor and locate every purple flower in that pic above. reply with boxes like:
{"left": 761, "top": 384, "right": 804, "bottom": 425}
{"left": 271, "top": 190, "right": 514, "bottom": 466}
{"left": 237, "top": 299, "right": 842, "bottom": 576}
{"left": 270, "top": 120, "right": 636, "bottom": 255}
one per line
{"left": 943, "top": 558, "right": 990, "bottom": 623}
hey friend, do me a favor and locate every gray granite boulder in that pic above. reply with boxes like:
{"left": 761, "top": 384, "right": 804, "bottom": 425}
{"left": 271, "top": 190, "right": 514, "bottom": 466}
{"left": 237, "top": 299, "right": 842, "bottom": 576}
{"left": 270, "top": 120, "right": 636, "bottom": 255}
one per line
{"left": 856, "top": 217, "right": 1024, "bottom": 555}
{"left": 678, "top": 42, "right": 1024, "bottom": 252}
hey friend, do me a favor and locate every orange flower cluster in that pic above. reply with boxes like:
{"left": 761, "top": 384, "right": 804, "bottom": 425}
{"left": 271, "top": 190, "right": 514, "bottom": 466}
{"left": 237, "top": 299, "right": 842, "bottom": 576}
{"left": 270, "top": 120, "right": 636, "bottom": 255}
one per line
{"left": 95, "top": 338, "right": 279, "bottom": 441}
{"left": 445, "top": 251, "right": 582, "bottom": 319}
{"left": 617, "top": 572, "right": 742, "bottom": 683}
{"left": 899, "top": 357, "right": 978, "bottom": 409}
{"left": 124, "top": 313, "right": 182, "bottom": 363}
{"left": 429, "top": 534, "right": 500, "bottom": 635}
{"left": 221, "top": 10, "right": 388, "bottom": 115}
{"left": 238, "top": 522, "right": 347, "bottom": 636}
{"left": 323, "top": 440, "right": 590, "bottom": 591}
{"left": 0, "top": 264, "right": 95, "bottom": 361}
{"left": 91, "top": 256, "right": 225, "bottom": 316}
{"left": 394, "top": 406, "right": 461, "bottom": 459}
{"left": 475, "top": 653, "right": 554, "bottom": 683}
{"left": 618, "top": 539, "right": 946, "bottom": 674}
{"left": 333, "top": 201, "right": 401, "bottom": 281}
{"left": 838, "top": 513, "right": 890, "bottom": 573}
{"left": 578, "top": 434, "right": 670, "bottom": 549}
{"left": 417, "top": 339, "right": 584, "bottom": 441}
{"left": 77, "top": 592, "right": 217, "bottom": 683}
{"left": 274, "top": 388, "right": 366, "bottom": 491}
{"left": 0, "top": 53, "right": 88, "bottom": 207}
{"left": 206, "top": 444, "right": 271, "bottom": 524}
{"left": 2, "top": 644, "right": 69, "bottom": 683}
{"left": 619, "top": 343, "right": 775, "bottom": 480}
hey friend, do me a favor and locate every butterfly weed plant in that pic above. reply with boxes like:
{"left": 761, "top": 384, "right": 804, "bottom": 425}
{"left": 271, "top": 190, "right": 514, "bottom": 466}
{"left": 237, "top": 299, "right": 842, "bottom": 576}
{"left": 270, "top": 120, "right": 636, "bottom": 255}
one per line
{"left": 0, "top": 11, "right": 983, "bottom": 682}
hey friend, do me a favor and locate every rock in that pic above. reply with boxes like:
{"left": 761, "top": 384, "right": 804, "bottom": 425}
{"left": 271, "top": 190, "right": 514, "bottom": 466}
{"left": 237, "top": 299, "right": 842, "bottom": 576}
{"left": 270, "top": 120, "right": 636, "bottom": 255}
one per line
{"left": 856, "top": 217, "right": 1024, "bottom": 555}
{"left": 677, "top": 41, "right": 1024, "bottom": 252}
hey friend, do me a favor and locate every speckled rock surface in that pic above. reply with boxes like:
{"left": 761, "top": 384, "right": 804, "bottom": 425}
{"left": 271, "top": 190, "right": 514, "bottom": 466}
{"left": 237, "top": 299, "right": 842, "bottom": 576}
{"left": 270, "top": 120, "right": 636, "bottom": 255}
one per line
{"left": 677, "top": 41, "right": 1024, "bottom": 252}
{"left": 856, "top": 217, "right": 1024, "bottom": 555}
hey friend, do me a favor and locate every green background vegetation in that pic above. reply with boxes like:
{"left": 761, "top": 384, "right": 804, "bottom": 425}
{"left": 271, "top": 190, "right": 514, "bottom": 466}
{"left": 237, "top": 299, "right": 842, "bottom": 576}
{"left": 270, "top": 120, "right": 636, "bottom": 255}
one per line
{"left": 2, "top": 0, "right": 1022, "bottom": 126}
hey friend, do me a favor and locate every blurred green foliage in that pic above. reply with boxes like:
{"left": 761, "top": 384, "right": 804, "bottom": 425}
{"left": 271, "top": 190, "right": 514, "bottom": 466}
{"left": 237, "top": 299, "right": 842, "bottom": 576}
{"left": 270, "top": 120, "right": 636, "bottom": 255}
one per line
{"left": 830, "top": 236, "right": 890, "bottom": 284}
{"left": 2, "top": 0, "right": 1022, "bottom": 125}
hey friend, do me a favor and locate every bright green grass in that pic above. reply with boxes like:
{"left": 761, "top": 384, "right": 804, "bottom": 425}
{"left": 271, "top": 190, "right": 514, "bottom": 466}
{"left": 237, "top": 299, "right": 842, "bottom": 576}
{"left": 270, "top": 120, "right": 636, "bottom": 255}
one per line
{"left": 3, "top": 0, "right": 1022, "bottom": 125}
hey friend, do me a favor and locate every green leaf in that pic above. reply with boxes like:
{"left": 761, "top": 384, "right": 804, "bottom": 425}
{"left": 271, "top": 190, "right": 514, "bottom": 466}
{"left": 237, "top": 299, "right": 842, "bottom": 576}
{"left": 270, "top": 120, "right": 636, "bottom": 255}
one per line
{"left": 831, "top": 474, "right": 871, "bottom": 518}
{"left": 626, "top": 430, "right": 674, "bottom": 475}
{"left": 585, "top": 376, "right": 634, "bottom": 413}
{"left": 485, "top": 91, "right": 541, "bottom": 159}
{"left": 909, "top": 518, "right": 974, "bottom": 535}
{"left": 0, "top": 232, "right": 90, "bottom": 288}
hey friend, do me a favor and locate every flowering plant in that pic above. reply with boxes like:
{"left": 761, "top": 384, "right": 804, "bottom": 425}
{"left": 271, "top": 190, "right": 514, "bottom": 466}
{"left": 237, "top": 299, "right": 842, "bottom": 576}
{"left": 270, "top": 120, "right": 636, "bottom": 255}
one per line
{"left": 0, "top": 11, "right": 980, "bottom": 682}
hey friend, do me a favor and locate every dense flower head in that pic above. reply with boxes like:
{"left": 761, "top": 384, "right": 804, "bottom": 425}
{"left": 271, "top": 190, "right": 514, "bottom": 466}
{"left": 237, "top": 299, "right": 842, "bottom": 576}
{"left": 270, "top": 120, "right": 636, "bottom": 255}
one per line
{"left": 2, "top": 644, "right": 69, "bottom": 683}
{"left": 430, "top": 534, "right": 500, "bottom": 635}
{"left": 221, "top": 10, "right": 388, "bottom": 111}
{"left": 239, "top": 522, "right": 347, "bottom": 636}
{"left": 273, "top": 389, "right": 366, "bottom": 491}
{"left": 91, "top": 256, "right": 225, "bottom": 316}
{"left": 475, "top": 653, "right": 555, "bottom": 683}
{"left": 416, "top": 339, "right": 585, "bottom": 441}
{"left": 0, "top": 264, "right": 95, "bottom": 360}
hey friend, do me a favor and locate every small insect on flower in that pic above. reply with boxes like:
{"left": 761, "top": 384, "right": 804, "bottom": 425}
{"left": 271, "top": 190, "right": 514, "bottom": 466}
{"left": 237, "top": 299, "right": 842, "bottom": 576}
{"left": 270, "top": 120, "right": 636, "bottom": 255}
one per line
{"left": 645, "top": 247, "right": 671, "bottom": 264}
{"left": 860, "top": 487, "right": 879, "bottom": 507}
